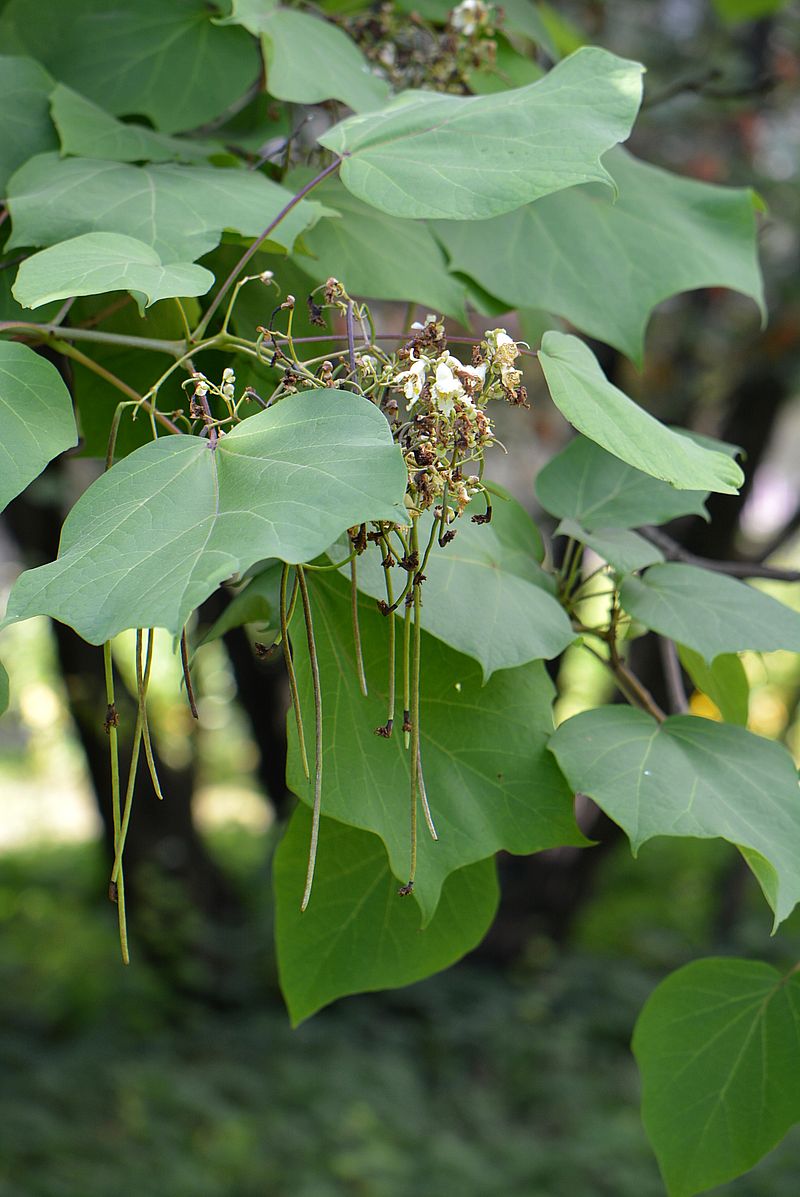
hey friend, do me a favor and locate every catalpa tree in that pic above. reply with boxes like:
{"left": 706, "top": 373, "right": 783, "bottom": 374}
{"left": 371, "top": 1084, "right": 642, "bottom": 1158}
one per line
{"left": 0, "top": 2, "right": 798, "bottom": 1193}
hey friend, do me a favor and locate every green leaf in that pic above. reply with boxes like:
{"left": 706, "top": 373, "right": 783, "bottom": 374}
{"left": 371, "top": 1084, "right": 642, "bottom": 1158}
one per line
{"left": 0, "top": 0, "right": 260, "bottom": 135}
{"left": 50, "top": 85, "right": 222, "bottom": 165}
{"left": 6, "top": 154, "right": 318, "bottom": 263}
{"left": 554, "top": 519, "right": 664, "bottom": 575}
{"left": 337, "top": 490, "right": 575, "bottom": 679}
{"left": 466, "top": 34, "right": 545, "bottom": 95}
{"left": 620, "top": 563, "right": 800, "bottom": 662}
{"left": 437, "top": 148, "right": 764, "bottom": 362}
{"left": 1, "top": 391, "right": 408, "bottom": 643}
{"left": 261, "top": 11, "right": 389, "bottom": 114}
{"left": 500, "top": 0, "right": 559, "bottom": 56}
{"left": 0, "top": 56, "right": 58, "bottom": 195}
{"left": 538, "top": 333, "right": 744, "bottom": 494}
{"left": 274, "top": 809, "right": 499, "bottom": 1025}
{"left": 633, "top": 957, "right": 800, "bottom": 1197}
{"left": 550, "top": 708, "right": 800, "bottom": 925}
{"left": 677, "top": 645, "right": 749, "bottom": 726}
{"left": 287, "top": 572, "right": 585, "bottom": 925}
{"left": 12, "top": 233, "right": 214, "bottom": 312}
{"left": 0, "top": 342, "right": 77, "bottom": 513}
{"left": 293, "top": 178, "right": 468, "bottom": 321}
{"left": 319, "top": 47, "right": 644, "bottom": 220}
{"left": 0, "top": 661, "right": 8, "bottom": 717}
{"left": 535, "top": 435, "right": 711, "bottom": 529}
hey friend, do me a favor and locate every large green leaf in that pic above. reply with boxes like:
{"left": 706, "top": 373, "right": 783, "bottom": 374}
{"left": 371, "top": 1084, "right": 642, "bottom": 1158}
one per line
{"left": 554, "top": 519, "right": 664, "bottom": 575}
{"left": 535, "top": 434, "right": 710, "bottom": 530}
{"left": 336, "top": 491, "right": 575, "bottom": 679}
{"left": 620, "top": 563, "right": 800, "bottom": 662}
{"left": 5, "top": 154, "right": 318, "bottom": 264}
{"left": 262, "top": 11, "right": 389, "bottom": 114}
{"left": 318, "top": 47, "right": 643, "bottom": 220}
{"left": 0, "top": 56, "right": 58, "bottom": 195}
{"left": 50, "top": 85, "right": 222, "bottom": 165}
{"left": 633, "top": 958, "right": 800, "bottom": 1197}
{"left": 550, "top": 707, "right": 800, "bottom": 925}
{"left": 538, "top": 333, "right": 744, "bottom": 494}
{"left": 12, "top": 233, "right": 214, "bottom": 312}
{"left": 274, "top": 809, "right": 499, "bottom": 1025}
{"left": 0, "top": 342, "right": 77, "bottom": 513}
{"left": 287, "top": 572, "right": 585, "bottom": 925}
{"left": 294, "top": 178, "right": 468, "bottom": 321}
{"left": 677, "top": 645, "right": 749, "bottom": 726}
{"left": 1, "top": 391, "right": 408, "bottom": 643}
{"left": 0, "top": 0, "right": 260, "bottom": 135}
{"left": 437, "top": 149, "right": 764, "bottom": 362}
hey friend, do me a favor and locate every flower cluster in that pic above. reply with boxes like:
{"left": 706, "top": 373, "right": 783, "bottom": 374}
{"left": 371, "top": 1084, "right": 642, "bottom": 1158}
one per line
{"left": 380, "top": 317, "right": 526, "bottom": 518}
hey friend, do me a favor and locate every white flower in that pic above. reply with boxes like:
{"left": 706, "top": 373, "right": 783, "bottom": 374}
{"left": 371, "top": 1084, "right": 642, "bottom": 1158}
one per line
{"left": 432, "top": 357, "right": 467, "bottom": 418}
{"left": 393, "top": 354, "right": 429, "bottom": 408}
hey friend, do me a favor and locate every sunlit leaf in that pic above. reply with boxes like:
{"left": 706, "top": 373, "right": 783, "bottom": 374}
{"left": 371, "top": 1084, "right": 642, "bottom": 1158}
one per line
{"left": 287, "top": 571, "right": 585, "bottom": 925}
{"left": 633, "top": 957, "right": 800, "bottom": 1197}
{"left": 620, "top": 563, "right": 800, "bottom": 661}
{"left": 274, "top": 809, "right": 499, "bottom": 1025}
{"left": 319, "top": 47, "right": 643, "bottom": 219}
{"left": 678, "top": 645, "right": 749, "bottom": 725}
{"left": 1, "top": 392, "right": 408, "bottom": 643}
{"left": 13, "top": 233, "right": 214, "bottom": 311}
{"left": 538, "top": 333, "right": 744, "bottom": 494}
{"left": 0, "top": 342, "right": 77, "bottom": 514}
{"left": 0, "top": 0, "right": 260, "bottom": 134}
{"left": 550, "top": 707, "right": 800, "bottom": 925}
{"left": 437, "top": 149, "right": 764, "bottom": 361}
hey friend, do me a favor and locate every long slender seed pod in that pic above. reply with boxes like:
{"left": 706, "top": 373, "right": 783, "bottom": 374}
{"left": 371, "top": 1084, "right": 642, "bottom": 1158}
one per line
{"left": 350, "top": 557, "right": 368, "bottom": 696}
{"left": 138, "top": 630, "right": 163, "bottom": 801}
{"left": 402, "top": 518, "right": 423, "bottom": 893}
{"left": 281, "top": 564, "right": 309, "bottom": 779}
{"left": 180, "top": 628, "right": 199, "bottom": 718}
{"left": 402, "top": 598, "right": 412, "bottom": 750}
{"left": 297, "top": 567, "right": 323, "bottom": 912}
{"left": 418, "top": 744, "right": 437, "bottom": 841}
{"left": 377, "top": 554, "right": 396, "bottom": 737}
{"left": 103, "top": 642, "right": 129, "bottom": 964}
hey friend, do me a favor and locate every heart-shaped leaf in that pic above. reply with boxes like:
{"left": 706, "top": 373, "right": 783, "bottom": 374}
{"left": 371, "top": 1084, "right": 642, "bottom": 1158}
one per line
{"left": 6, "top": 154, "right": 318, "bottom": 263}
{"left": 2, "top": 391, "right": 408, "bottom": 643}
{"left": 274, "top": 809, "right": 499, "bottom": 1025}
{"left": 287, "top": 571, "right": 585, "bottom": 925}
{"left": 550, "top": 707, "right": 800, "bottom": 925}
{"left": 538, "top": 333, "right": 744, "bottom": 494}
{"left": 13, "top": 233, "right": 214, "bottom": 311}
{"left": 437, "top": 149, "right": 764, "bottom": 362}
{"left": 0, "top": 342, "right": 77, "bottom": 513}
{"left": 319, "top": 47, "right": 643, "bottom": 219}
{"left": 338, "top": 490, "right": 574, "bottom": 679}
{"left": 620, "top": 563, "right": 800, "bottom": 661}
{"left": 0, "top": 0, "right": 260, "bottom": 135}
{"left": 535, "top": 435, "right": 710, "bottom": 530}
{"left": 633, "top": 957, "right": 800, "bottom": 1197}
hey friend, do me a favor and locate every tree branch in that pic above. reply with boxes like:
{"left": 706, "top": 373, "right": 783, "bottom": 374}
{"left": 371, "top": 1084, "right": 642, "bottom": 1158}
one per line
{"left": 639, "top": 526, "right": 800, "bottom": 583}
